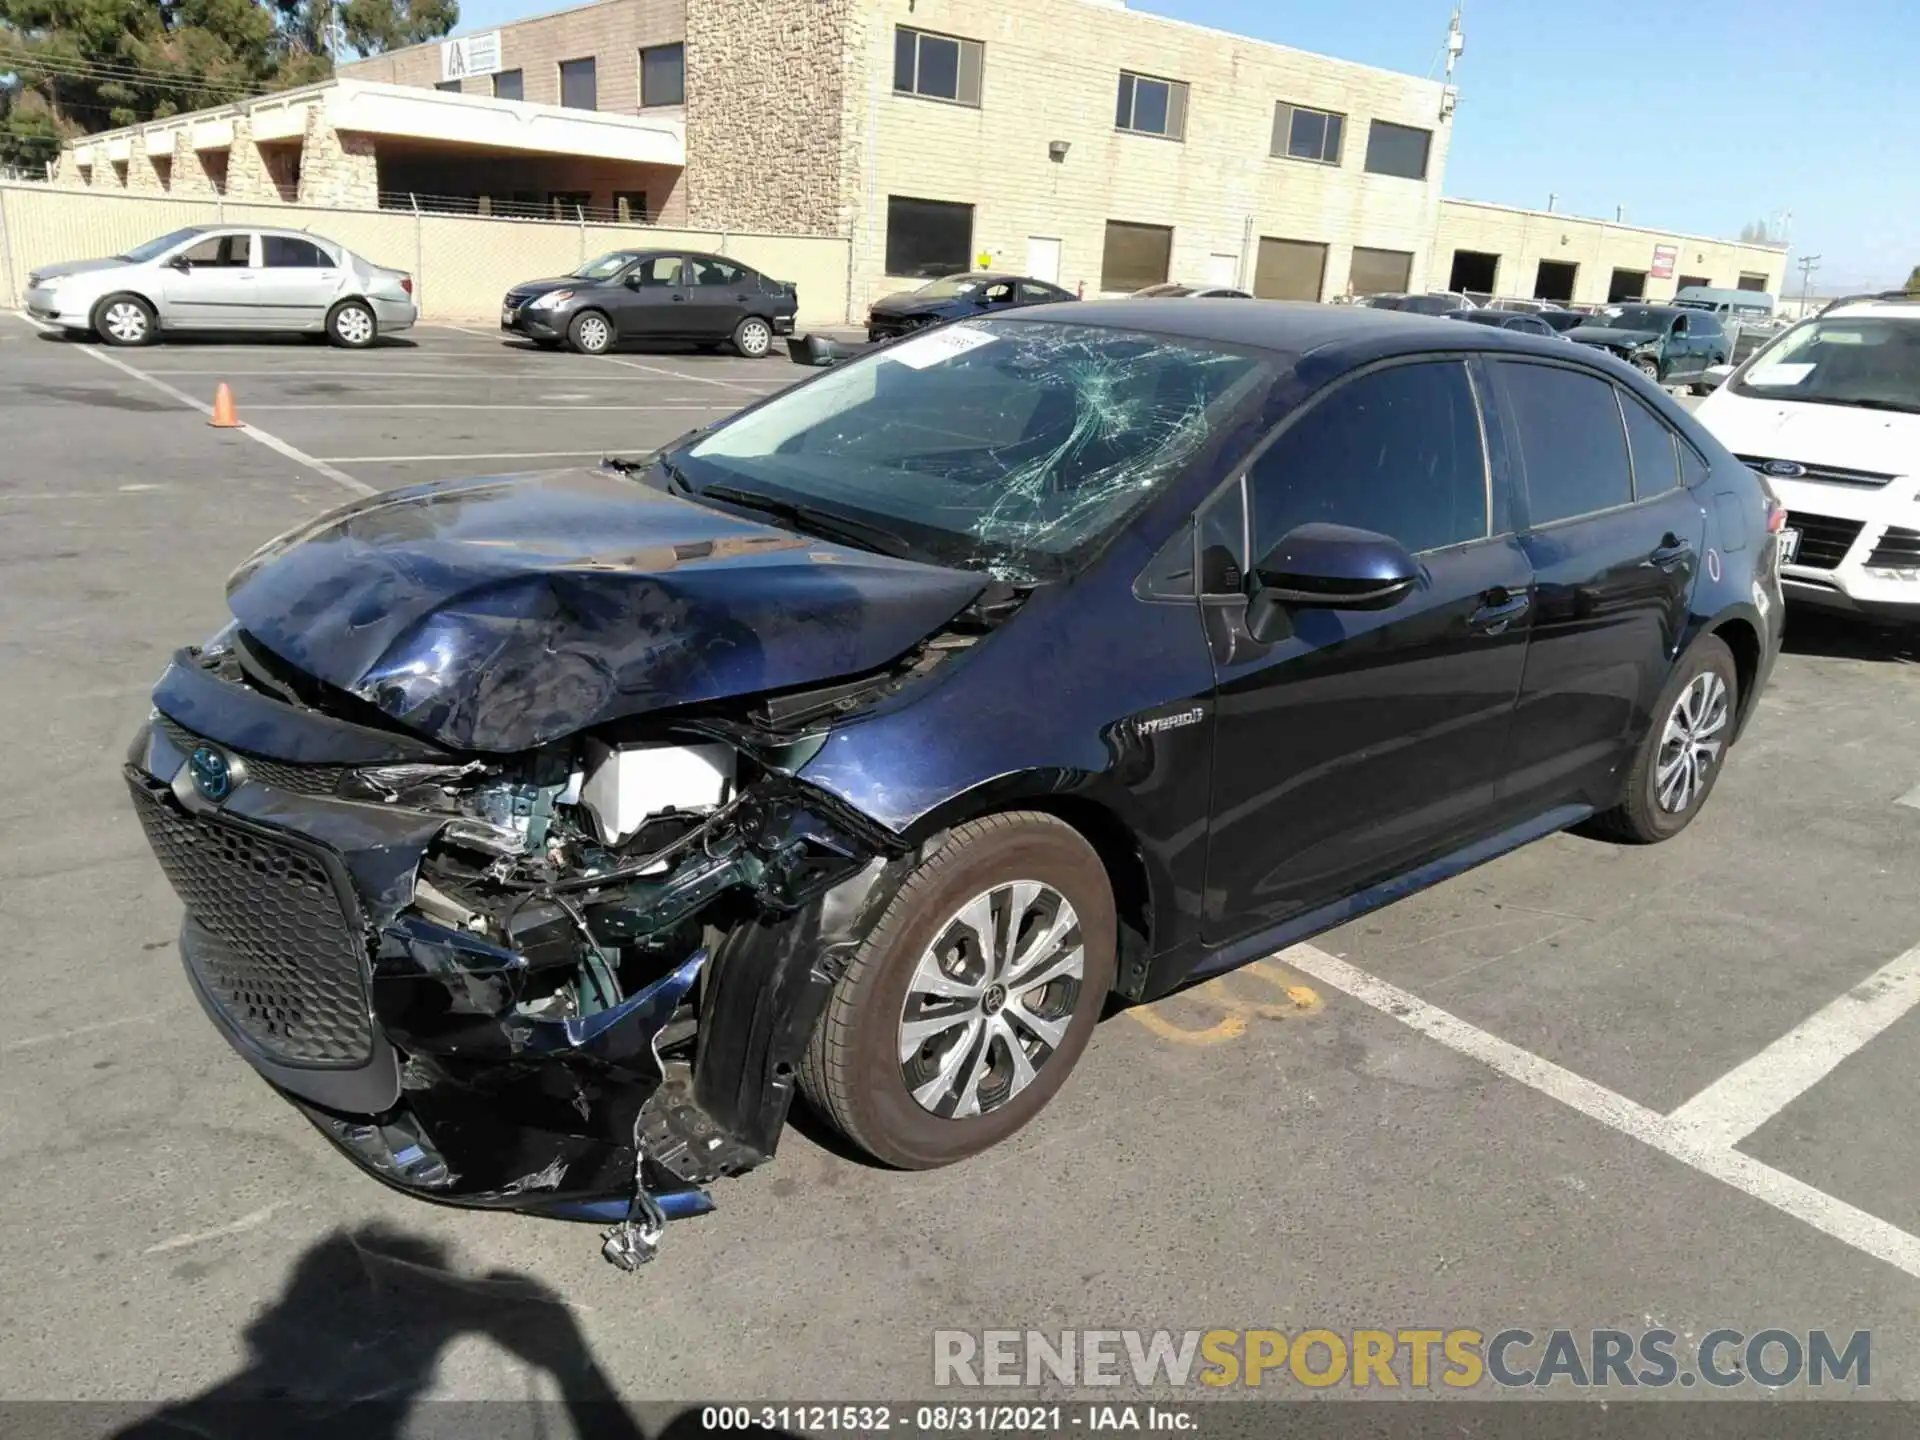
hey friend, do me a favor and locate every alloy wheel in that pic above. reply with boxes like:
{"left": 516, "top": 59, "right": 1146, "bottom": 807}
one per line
{"left": 104, "top": 302, "right": 147, "bottom": 343}
{"left": 1655, "top": 671, "right": 1729, "bottom": 814}
{"left": 897, "top": 881, "right": 1084, "bottom": 1119}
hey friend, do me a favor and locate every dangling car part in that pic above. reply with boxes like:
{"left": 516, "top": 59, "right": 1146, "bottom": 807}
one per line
{"left": 125, "top": 306, "right": 1777, "bottom": 1267}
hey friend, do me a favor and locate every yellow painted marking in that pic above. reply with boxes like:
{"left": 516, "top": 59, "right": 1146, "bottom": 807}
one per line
{"left": 1123, "top": 961, "right": 1324, "bottom": 1044}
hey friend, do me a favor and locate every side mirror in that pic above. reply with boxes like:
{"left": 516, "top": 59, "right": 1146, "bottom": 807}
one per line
{"left": 1700, "top": 364, "right": 1734, "bottom": 389}
{"left": 1245, "top": 523, "right": 1420, "bottom": 637}
{"left": 623, "top": 272, "right": 644, "bottom": 289}
{"left": 168, "top": 255, "right": 192, "bottom": 272}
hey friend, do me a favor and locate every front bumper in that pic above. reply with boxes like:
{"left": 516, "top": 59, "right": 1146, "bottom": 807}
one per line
{"left": 124, "top": 650, "right": 907, "bottom": 1246}
{"left": 501, "top": 305, "right": 565, "bottom": 340}
{"left": 25, "top": 285, "right": 77, "bottom": 325}
{"left": 1776, "top": 507, "right": 1920, "bottom": 622}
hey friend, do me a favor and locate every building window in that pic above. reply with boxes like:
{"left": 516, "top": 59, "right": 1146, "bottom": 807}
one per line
{"left": 641, "top": 43, "right": 684, "bottom": 106}
{"left": 1101, "top": 220, "right": 1173, "bottom": 292}
{"left": 559, "top": 58, "right": 597, "bottom": 110}
{"left": 885, "top": 195, "right": 974, "bottom": 278}
{"left": 893, "top": 26, "right": 983, "bottom": 106}
{"left": 1609, "top": 268, "right": 1646, "bottom": 302}
{"left": 1271, "top": 102, "right": 1343, "bottom": 164}
{"left": 1363, "top": 120, "right": 1432, "bottom": 180}
{"left": 1350, "top": 246, "right": 1413, "bottom": 295}
{"left": 549, "top": 191, "right": 591, "bottom": 219}
{"left": 1737, "top": 273, "right": 1769, "bottom": 292}
{"left": 1676, "top": 273, "right": 1709, "bottom": 291}
{"left": 615, "top": 192, "right": 650, "bottom": 223}
{"left": 1534, "top": 259, "right": 1576, "bottom": 302}
{"left": 1116, "top": 71, "right": 1188, "bottom": 140}
{"left": 435, "top": 79, "right": 462, "bottom": 94}
{"left": 493, "top": 69, "right": 523, "bottom": 101}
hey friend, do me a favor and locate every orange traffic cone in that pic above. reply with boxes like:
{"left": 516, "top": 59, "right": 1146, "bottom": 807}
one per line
{"left": 208, "top": 383, "right": 240, "bottom": 428}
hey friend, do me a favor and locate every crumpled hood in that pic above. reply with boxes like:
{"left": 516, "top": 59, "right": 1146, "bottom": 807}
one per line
{"left": 30, "top": 257, "right": 129, "bottom": 283}
{"left": 225, "top": 468, "right": 989, "bottom": 752}
{"left": 870, "top": 291, "right": 961, "bottom": 319}
{"left": 1569, "top": 326, "right": 1661, "bottom": 349}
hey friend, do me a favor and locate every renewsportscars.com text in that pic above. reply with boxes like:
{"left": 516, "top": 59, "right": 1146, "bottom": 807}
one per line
{"left": 933, "top": 1328, "right": 1870, "bottom": 1390}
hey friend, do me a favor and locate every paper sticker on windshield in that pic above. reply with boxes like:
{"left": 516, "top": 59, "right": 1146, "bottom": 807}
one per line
{"left": 1746, "top": 362, "right": 1815, "bottom": 386}
{"left": 881, "top": 324, "right": 997, "bottom": 370}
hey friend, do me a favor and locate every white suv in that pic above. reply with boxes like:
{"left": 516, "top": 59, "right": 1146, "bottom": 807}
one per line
{"left": 1694, "top": 296, "right": 1920, "bottom": 624}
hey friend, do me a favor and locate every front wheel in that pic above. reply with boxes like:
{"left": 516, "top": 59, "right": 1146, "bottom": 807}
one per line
{"left": 1635, "top": 357, "right": 1662, "bottom": 382}
{"left": 797, "top": 812, "right": 1117, "bottom": 1169}
{"left": 327, "top": 299, "right": 377, "bottom": 348}
{"left": 568, "top": 309, "right": 613, "bottom": 355}
{"left": 732, "top": 315, "right": 773, "bottom": 358}
{"left": 1589, "top": 635, "right": 1737, "bottom": 844}
{"left": 94, "top": 294, "right": 156, "bottom": 347}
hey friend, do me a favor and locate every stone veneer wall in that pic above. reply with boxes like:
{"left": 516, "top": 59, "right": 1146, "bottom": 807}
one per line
{"left": 297, "top": 105, "right": 380, "bottom": 208}
{"left": 683, "top": 0, "right": 853, "bottom": 234}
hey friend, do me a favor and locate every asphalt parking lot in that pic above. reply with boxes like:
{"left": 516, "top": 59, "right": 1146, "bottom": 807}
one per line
{"left": 4, "top": 313, "right": 1920, "bottom": 1419}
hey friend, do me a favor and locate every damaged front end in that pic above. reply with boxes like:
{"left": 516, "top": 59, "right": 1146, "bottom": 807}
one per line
{"left": 126, "top": 621, "right": 944, "bottom": 1268}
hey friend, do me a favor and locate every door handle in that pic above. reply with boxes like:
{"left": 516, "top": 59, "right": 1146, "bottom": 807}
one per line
{"left": 1649, "top": 534, "right": 1693, "bottom": 569}
{"left": 1469, "top": 590, "right": 1530, "bottom": 634}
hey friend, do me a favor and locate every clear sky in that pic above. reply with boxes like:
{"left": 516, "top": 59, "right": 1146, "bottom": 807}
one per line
{"left": 450, "top": 0, "right": 1915, "bottom": 291}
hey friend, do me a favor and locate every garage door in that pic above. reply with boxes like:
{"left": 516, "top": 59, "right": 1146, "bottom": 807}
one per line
{"left": 1253, "top": 237, "right": 1328, "bottom": 301}
{"left": 1349, "top": 246, "right": 1414, "bottom": 296}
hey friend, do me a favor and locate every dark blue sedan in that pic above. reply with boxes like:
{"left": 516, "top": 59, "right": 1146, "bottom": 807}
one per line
{"left": 866, "top": 271, "right": 1076, "bottom": 340}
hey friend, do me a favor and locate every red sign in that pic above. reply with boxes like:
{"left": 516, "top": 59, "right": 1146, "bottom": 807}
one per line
{"left": 1650, "top": 244, "right": 1679, "bottom": 280}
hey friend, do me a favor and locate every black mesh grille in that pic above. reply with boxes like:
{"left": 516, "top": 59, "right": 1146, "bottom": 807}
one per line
{"left": 1782, "top": 512, "right": 1864, "bottom": 570}
{"left": 1866, "top": 526, "right": 1920, "bottom": 569}
{"left": 128, "top": 778, "right": 373, "bottom": 1066}
{"left": 156, "top": 715, "right": 350, "bottom": 797}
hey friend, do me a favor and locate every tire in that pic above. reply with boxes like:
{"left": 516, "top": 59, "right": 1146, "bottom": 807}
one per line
{"left": 1588, "top": 634, "right": 1737, "bottom": 844}
{"left": 93, "top": 293, "right": 156, "bottom": 347}
{"left": 797, "top": 811, "right": 1117, "bottom": 1169}
{"left": 1635, "top": 357, "right": 1662, "bottom": 382}
{"left": 568, "top": 309, "right": 614, "bottom": 355}
{"left": 731, "top": 315, "right": 774, "bottom": 358}
{"left": 326, "top": 299, "right": 377, "bottom": 349}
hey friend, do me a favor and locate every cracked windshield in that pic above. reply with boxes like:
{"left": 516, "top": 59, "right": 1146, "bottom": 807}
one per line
{"left": 682, "top": 321, "right": 1271, "bottom": 580}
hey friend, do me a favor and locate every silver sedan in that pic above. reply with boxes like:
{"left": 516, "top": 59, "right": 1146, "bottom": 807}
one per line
{"left": 24, "top": 224, "right": 417, "bottom": 348}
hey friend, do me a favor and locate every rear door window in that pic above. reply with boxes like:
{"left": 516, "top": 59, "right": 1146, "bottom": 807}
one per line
{"left": 1247, "top": 360, "right": 1490, "bottom": 558}
{"left": 262, "top": 236, "right": 333, "bottom": 268}
{"left": 1618, "top": 390, "right": 1681, "bottom": 496}
{"left": 1496, "top": 361, "right": 1633, "bottom": 524}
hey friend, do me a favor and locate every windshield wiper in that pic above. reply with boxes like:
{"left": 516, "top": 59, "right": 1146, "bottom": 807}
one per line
{"left": 696, "top": 482, "right": 928, "bottom": 561}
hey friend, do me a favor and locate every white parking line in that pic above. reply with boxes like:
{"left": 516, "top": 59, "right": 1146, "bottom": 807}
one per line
{"left": 13, "top": 312, "right": 373, "bottom": 497}
{"left": 593, "top": 354, "right": 775, "bottom": 392}
{"left": 1666, "top": 944, "right": 1920, "bottom": 1148}
{"left": 317, "top": 449, "right": 613, "bottom": 464}
{"left": 245, "top": 403, "right": 731, "bottom": 412}
{"left": 1897, "top": 782, "right": 1920, "bottom": 811}
{"left": 1282, "top": 942, "right": 1920, "bottom": 1284}
{"left": 129, "top": 369, "right": 660, "bottom": 380}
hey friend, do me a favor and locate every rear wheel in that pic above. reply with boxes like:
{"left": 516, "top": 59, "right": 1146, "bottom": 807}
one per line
{"left": 569, "top": 309, "right": 613, "bottom": 355}
{"left": 1589, "top": 635, "right": 1737, "bottom": 843}
{"left": 327, "top": 300, "right": 377, "bottom": 348}
{"left": 94, "top": 294, "right": 155, "bottom": 347}
{"left": 732, "top": 315, "right": 773, "bottom": 358}
{"left": 797, "top": 812, "right": 1116, "bottom": 1169}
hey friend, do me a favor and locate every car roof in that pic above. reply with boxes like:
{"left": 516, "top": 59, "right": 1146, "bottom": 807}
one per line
{"left": 1004, "top": 297, "right": 1611, "bottom": 367}
{"left": 1822, "top": 298, "right": 1920, "bottom": 320}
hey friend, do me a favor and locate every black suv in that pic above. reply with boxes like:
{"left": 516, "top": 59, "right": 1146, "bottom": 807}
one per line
{"left": 501, "top": 249, "right": 799, "bottom": 357}
{"left": 126, "top": 302, "right": 1780, "bottom": 1264}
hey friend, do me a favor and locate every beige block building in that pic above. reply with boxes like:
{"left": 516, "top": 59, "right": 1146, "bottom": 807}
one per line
{"left": 1436, "top": 199, "right": 1788, "bottom": 306}
{"left": 44, "top": 0, "right": 1787, "bottom": 322}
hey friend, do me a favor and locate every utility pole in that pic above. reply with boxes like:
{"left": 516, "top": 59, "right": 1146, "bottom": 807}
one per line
{"left": 1546, "top": 192, "right": 1557, "bottom": 213}
{"left": 1796, "top": 254, "right": 1821, "bottom": 311}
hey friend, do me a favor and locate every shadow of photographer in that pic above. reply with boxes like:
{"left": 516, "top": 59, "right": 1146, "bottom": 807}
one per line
{"left": 113, "top": 1223, "right": 794, "bottom": 1440}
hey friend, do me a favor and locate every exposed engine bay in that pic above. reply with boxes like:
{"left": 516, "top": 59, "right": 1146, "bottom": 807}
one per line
{"left": 128, "top": 593, "right": 1012, "bottom": 1269}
